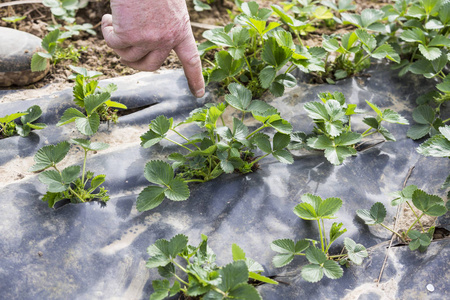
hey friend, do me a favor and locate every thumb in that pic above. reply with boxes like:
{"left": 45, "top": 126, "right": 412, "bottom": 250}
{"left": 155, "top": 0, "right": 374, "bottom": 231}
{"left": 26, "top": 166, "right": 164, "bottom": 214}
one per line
{"left": 174, "top": 33, "right": 205, "bottom": 98}
{"left": 101, "top": 14, "right": 129, "bottom": 49}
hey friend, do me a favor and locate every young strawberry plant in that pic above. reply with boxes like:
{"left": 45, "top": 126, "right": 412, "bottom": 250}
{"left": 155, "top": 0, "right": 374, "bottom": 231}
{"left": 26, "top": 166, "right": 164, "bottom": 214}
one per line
{"left": 271, "top": 193, "right": 368, "bottom": 283}
{"left": 297, "top": 91, "right": 408, "bottom": 165}
{"left": 357, "top": 186, "right": 448, "bottom": 252}
{"left": 0, "top": 105, "right": 47, "bottom": 139}
{"left": 145, "top": 233, "right": 276, "bottom": 300}
{"left": 57, "top": 66, "right": 126, "bottom": 135}
{"left": 29, "top": 139, "right": 110, "bottom": 208}
{"left": 320, "top": 28, "right": 400, "bottom": 82}
{"left": 137, "top": 83, "right": 293, "bottom": 211}
{"left": 200, "top": 1, "right": 309, "bottom": 97}
{"left": 417, "top": 125, "right": 450, "bottom": 190}
{"left": 2, "top": 15, "right": 26, "bottom": 30}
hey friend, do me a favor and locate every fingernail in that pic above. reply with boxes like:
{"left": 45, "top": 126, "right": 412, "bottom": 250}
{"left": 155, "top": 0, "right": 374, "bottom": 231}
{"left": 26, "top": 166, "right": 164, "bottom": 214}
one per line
{"left": 195, "top": 88, "right": 205, "bottom": 98}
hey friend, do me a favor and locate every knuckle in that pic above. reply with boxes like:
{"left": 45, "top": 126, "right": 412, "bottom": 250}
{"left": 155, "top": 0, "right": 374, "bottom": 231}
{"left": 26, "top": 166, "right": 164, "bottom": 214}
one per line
{"left": 183, "top": 53, "right": 201, "bottom": 70}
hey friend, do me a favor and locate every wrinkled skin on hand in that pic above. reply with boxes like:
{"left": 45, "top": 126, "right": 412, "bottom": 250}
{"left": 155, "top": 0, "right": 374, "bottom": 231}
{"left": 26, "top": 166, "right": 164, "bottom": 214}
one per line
{"left": 102, "top": 0, "right": 205, "bottom": 98}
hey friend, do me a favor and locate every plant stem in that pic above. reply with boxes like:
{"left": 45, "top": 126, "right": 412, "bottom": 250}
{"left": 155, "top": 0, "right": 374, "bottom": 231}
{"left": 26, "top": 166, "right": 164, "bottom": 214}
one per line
{"left": 246, "top": 125, "right": 266, "bottom": 139}
{"left": 204, "top": 58, "right": 216, "bottom": 67}
{"left": 165, "top": 137, "right": 193, "bottom": 152}
{"left": 354, "top": 54, "right": 371, "bottom": 69}
{"left": 185, "top": 179, "right": 205, "bottom": 183}
{"left": 221, "top": 115, "right": 226, "bottom": 126}
{"left": 406, "top": 201, "right": 425, "bottom": 232}
{"left": 244, "top": 56, "right": 254, "bottom": 81}
{"left": 379, "top": 223, "right": 406, "bottom": 243}
{"left": 173, "top": 273, "right": 189, "bottom": 286}
{"left": 82, "top": 150, "right": 87, "bottom": 187}
{"left": 250, "top": 153, "right": 270, "bottom": 165}
{"left": 172, "top": 129, "right": 201, "bottom": 150}
{"left": 69, "top": 187, "right": 85, "bottom": 203}
{"left": 443, "top": 117, "right": 450, "bottom": 123}
{"left": 231, "top": 76, "right": 240, "bottom": 84}
{"left": 285, "top": 63, "right": 296, "bottom": 74}
{"left": 321, "top": 218, "right": 328, "bottom": 252}
{"left": 328, "top": 254, "right": 347, "bottom": 259}
{"left": 317, "top": 219, "right": 325, "bottom": 252}
{"left": 406, "top": 212, "right": 426, "bottom": 235}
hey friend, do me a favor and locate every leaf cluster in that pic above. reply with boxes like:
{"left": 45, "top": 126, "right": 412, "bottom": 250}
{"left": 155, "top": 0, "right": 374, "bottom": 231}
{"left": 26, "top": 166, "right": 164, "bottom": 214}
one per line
{"left": 271, "top": 193, "right": 367, "bottom": 282}
{"left": 357, "top": 186, "right": 448, "bottom": 252}
{"left": 146, "top": 234, "right": 275, "bottom": 300}
{"left": 302, "top": 92, "right": 408, "bottom": 165}
{"left": 57, "top": 66, "right": 126, "bottom": 135}
{"left": 29, "top": 139, "right": 110, "bottom": 208}
{"left": 42, "top": 0, "right": 88, "bottom": 24}
{"left": 0, "top": 105, "right": 46, "bottom": 138}
{"left": 137, "top": 83, "right": 294, "bottom": 211}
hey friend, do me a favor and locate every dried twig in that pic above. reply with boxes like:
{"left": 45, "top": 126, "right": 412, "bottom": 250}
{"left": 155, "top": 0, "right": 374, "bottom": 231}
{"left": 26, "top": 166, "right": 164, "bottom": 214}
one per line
{"left": 0, "top": 0, "right": 43, "bottom": 8}
{"left": 376, "top": 166, "right": 415, "bottom": 285}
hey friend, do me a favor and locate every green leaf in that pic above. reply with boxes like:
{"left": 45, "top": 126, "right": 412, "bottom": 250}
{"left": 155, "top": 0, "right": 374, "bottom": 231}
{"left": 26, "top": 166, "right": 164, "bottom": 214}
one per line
{"left": 273, "top": 150, "right": 294, "bottom": 164}
{"left": 371, "top": 44, "right": 400, "bottom": 63}
{"left": 29, "top": 141, "right": 70, "bottom": 172}
{"left": 0, "top": 112, "right": 28, "bottom": 124}
{"left": 417, "top": 134, "right": 450, "bottom": 157}
{"left": 259, "top": 66, "right": 277, "bottom": 89}
{"left": 305, "top": 247, "right": 327, "bottom": 265}
{"left": 225, "top": 83, "right": 252, "bottom": 111}
{"left": 294, "top": 202, "right": 318, "bottom": 220}
{"left": 304, "top": 102, "right": 328, "bottom": 120}
{"left": 271, "top": 239, "right": 309, "bottom": 268}
{"left": 31, "top": 53, "right": 48, "bottom": 72}
{"left": 390, "top": 185, "right": 418, "bottom": 206}
{"left": 366, "top": 100, "right": 382, "bottom": 116}
{"left": 75, "top": 113, "right": 100, "bottom": 136}
{"left": 355, "top": 29, "right": 377, "bottom": 52}
{"left": 262, "top": 37, "right": 292, "bottom": 69}
{"left": 57, "top": 108, "right": 86, "bottom": 126}
{"left": 412, "top": 190, "right": 447, "bottom": 216}
{"left": 356, "top": 202, "right": 386, "bottom": 225}
{"left": 329, "top": 222, "right": 347, "bottom": 245}
{"left": 413, "top": 105, "right": 435, "bottom": 124}
{"left": 39, "top": 170, "right": 66, "bottom": 193}
{"left": 140, "top": 130, "right": 164, "bottom": 148}
{"left": 334, "top": 132, "right": 362, "bottom": 146}
{"left": 272, "top": 132, "right": 290, "bottom": 151}
{"left": 400, "top": 28, "right": 426, "bottom": 44}
{"left": 301, "top": 263, "right": 324, "bottom": 282}
{"left": 381, "top": 109, "right": 409, "bottom": 124}
{"left": 253, "top": 133, "right": 272, "bottom": 153}
{"left": 307, "top": 136, "right": 333, "bottom": 150}
{"left": 20, "top": 105, "right": 42, "bottom": 124}
{"left": 361, "top": 8, "right": 385, "bottom": 28}
{"left": 165, "top": 178, "right": 190, "bottom": 201}
{"left": 232, "top": 243, "right": 246, "bottom": 261}
{"left": 137, "top": 186, "right": 166, "bottom": 212}
{"left": 70, "top": 138, "right": 109, "bottom": 151}
{"left": 408, "top": 230, "right": 432, "bottom": 251}
{"left": 418, "top": 44, "right": 441, "bottom": 61}
{"left": 318, "top": 197, "right": 342, "bottom": 218}
{"left": 149, "top": 279, "right": 171, "bottom": 300}
{"left": 249, "top": 272, "right": 278, "bottom": 285}
{"left": 269, "top": 119, "right": 293, "bottom": 134}
{"left": 217, "top": 261, "right": 249, "bottom": 292}
{"left": 344, "top": 238, "right": 368, "bottom": 265}
{"left": 324, "top": 146, "right": 357, "bottom": 165}
{"left": 84, "top": 92, "right": 111, "bottom": 115}
{"left": 90, "top": 175, "right": 106, "bottom": 190}
{"left": 407, "top": 124, "right": 432, "bottom": 140}
{"left": 322, "top": 260, "right": 344, "bottom": 279}
{"left": 168, "top": 234, "right": 188, "bottom": 257}
{"left": 144, "top": 160, "right": 174, "bottom": 186}
{"left": 150, "top": 115, "right": 173, "bottom": 136}
{"left": 61, "top": 165, "right": 80, "bottom": 183}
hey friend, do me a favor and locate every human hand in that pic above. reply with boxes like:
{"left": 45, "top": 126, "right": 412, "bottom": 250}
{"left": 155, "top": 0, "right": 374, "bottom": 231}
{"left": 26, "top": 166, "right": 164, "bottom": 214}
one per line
{"left": 102, "top": 0, "right": 205, "bottom": 98}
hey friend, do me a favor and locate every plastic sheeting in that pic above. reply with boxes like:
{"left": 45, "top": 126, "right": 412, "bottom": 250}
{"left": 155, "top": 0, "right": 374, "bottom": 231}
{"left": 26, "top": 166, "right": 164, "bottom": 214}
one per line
{"left": 0, "top": 66, "right": 449, "bottom": 299}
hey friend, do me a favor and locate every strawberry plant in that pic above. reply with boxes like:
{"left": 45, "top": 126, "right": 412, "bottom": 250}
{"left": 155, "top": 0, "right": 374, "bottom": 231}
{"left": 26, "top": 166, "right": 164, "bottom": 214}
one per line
{"left": 145, "top": 233, "right": 276, "bottom": 300}
{"left": 417, "top": 125, "right": 450, "bottom": 190}
{"left": 2, "top": 15, "right": 26, "bottom": 30}
{"left": 43, "top": 0, "right": 88, "bottom": 24}
{"left": 200, "top": 1, "right": 309, "bottom": 97}
{"left": 379, "top": 0, "right": 450, "bottom": 138}
{"left": 320, "top": 28, "right": 400, "bottom": 82}
{"left": 295, "top": 91, "right": 408, "bottom": 165}
{"left": 137, "top": 83, "right": 293, "bottom": 211}
{"left": 57, "top": 66, "right": 127, "bottom": 135}
{"left": 0, "top": 105, "right": 47, "bottom": 138}
{"left": 29, "top": 140, "right": 110, "bottom": 208}
{"left": 271, "top": 194, "right": 368, "bottom": 282}
{"left": 357, "top": 186, "right": 448, "bottom": 252}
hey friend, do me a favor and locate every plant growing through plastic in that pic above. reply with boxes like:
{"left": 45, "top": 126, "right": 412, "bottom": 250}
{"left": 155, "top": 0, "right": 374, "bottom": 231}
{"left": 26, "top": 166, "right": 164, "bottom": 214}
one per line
{"left": 29, "top": 140, "right": 110, "bottom": 208}
{"left": 200, "top": 1, "right": 316, "bottom": 97}
{"left": 0, "top": 105, "right": 47, "bottom": 138}
{"left": 146, "top": 233, "right": 276, "bottom": 300}
{"left": 137, "top": 83, "right": 293, "bottom": 211}
{"left": 357, "top": 186, "right": 448, "bottom": 252}
{"left": 271, "top": 194, "right": 368, "bottom": 282}
{"left": 295, "top": 92, "right": 408, "bottom": 165}
{"left": 57, "top": 66, "right": 127, "bottom": 135}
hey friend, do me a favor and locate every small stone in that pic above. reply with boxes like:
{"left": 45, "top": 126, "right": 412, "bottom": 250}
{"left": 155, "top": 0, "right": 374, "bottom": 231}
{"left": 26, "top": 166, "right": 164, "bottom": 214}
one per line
{"left": 426, "top": 284, "right": 435, "bottom": 292}
{"left": 38, "top": 251, "right": 43, "bottom": 257}
{"left": 0, "top": 27, "right": 50, "bottom": 87}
